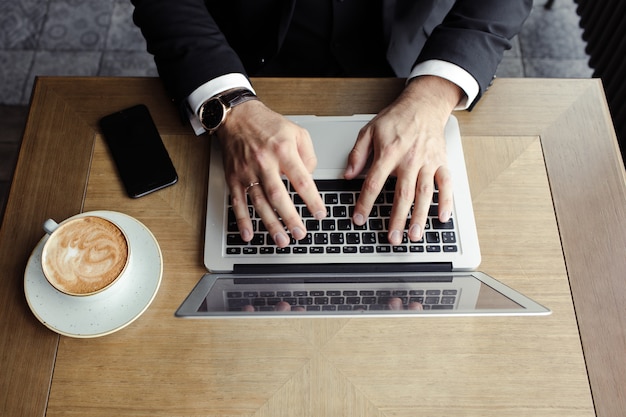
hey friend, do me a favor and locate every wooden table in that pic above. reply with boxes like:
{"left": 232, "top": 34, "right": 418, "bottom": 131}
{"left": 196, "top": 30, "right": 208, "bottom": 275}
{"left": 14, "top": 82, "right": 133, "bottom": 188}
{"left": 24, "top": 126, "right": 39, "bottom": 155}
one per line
{"left": 1, "top": 77, "right": 625, "bottom": 417}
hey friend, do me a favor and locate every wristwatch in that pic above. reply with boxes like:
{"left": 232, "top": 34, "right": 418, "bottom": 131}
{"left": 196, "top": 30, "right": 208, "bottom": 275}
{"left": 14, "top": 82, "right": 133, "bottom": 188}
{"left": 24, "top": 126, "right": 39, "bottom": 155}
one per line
{"left": 198, "top": 88, "right": 258, "bottom": 135}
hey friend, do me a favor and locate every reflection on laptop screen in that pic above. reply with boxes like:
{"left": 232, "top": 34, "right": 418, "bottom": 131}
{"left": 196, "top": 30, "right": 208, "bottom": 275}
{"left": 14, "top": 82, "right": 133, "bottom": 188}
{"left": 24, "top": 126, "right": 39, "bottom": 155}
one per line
{"left": 176, "top": 272, "right": 549, "bottom": 318}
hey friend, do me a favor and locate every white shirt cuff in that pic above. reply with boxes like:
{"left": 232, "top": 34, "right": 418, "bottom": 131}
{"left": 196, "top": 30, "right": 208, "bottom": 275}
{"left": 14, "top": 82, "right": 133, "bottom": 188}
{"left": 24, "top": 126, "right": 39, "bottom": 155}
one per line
{"left": 186, "top": 73, "right": 256, "bottom": 135}
{"left": 409, "top": 60, "right": 479, "bottom": 110}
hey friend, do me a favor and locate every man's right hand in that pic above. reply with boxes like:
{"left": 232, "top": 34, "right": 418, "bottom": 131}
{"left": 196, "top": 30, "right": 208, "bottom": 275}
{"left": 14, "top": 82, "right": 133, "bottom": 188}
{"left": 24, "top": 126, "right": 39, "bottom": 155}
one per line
{"left": 216, "top": 100, "right": 327, "bottom": 248}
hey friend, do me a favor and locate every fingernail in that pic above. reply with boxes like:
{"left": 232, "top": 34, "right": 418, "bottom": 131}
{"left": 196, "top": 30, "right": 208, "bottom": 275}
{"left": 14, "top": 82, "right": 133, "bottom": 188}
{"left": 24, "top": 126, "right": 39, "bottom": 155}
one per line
{"left": 345, "top": 164, "right": 354, "bottom": 177}
{"left": 409, "top": 224, "right": 422, "bottom": 241}
{"left": 389, "top": 230, "right": 402, "bottom": 245}
{"left": 274, "top": 232, "right": 290, "bottom": 247}
{"left": 241, "top": 228, "right": 252, "bottom": 242}
{"left": 313, "top": 210, "right": 326, "bottom": 220}
{"left": 354, "top": 213, "right": 365, "bottom": 226}
{"left": 292, "top": 227, "right": 306, "bottom": 241}
{"left": 440, "top": 211, "right": 451, "bottom": 223}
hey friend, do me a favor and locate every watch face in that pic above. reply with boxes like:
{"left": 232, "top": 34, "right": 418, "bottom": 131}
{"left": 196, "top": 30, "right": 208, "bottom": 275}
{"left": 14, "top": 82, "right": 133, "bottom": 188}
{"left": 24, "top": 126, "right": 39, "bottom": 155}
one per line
{"left": 201, "top": 98, "right": 226, "bottom": 131}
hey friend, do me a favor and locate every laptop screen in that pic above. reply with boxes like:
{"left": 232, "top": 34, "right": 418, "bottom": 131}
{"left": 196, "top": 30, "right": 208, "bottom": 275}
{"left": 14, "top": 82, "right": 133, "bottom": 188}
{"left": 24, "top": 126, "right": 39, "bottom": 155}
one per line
{"left": 176, "top": 271, "right": 550, "bottom": 317}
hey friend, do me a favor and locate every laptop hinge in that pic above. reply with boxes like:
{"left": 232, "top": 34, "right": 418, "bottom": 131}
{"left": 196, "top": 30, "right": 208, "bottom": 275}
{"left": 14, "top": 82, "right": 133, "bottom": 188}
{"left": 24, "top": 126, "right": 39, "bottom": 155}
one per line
{"left": 232, "top": 262, "right": 453, "bottom": 275}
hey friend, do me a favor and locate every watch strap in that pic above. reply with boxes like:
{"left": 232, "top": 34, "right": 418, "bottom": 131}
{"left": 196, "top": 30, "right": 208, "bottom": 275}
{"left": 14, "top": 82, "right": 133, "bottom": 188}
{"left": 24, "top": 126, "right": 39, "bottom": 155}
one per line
{"left": 219, "top": 88, "right": 258, "bottom": 107}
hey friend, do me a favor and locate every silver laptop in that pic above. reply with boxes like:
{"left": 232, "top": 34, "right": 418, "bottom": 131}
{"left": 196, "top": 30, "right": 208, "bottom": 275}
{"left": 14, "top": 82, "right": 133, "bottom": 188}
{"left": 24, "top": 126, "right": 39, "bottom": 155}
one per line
{"left": 176, "top": 115, "right": 550, "bottom": 317}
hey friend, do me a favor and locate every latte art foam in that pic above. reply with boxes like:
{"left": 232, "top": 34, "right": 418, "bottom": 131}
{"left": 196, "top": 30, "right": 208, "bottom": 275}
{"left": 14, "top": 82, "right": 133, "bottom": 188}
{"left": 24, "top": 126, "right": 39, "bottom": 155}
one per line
{"left": 42, "top": 217, "right": 129, "bottom": 295}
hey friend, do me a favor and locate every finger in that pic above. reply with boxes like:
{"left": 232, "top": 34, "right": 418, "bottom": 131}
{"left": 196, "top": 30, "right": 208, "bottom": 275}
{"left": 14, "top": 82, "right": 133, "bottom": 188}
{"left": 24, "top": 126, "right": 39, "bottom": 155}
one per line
{"left": 247, "top": 179, "right": 293, "bottom": 248}
{"left": 407, "top": 301, "right": 424, "bottom": 311}
{"left": 260, "top": 170, "right": 310, "bottom": 243}
{"left": 352, "top": 159, "right": 393, "bottom": 227}
{"left": 387, "top": 170, "right": 418, "bottom": 245}
{"left": 229, "top": 182, "right": 255, "bottom": 242}
{"left": 408, "top": 168, "right": 436, "bottom": 242}
{"left": 281, "top": 160, "right": 326, "bottom": 221}
{"left": 435, "top": 166, "right": 453, "bottom": 223}
{"left": 274, "top": 301, "right": 292, "bottom": 312}
{"left": 387, "top": 297, "right": 404, "bottom": 310}
{"left": 275, "top": 134, "right": 326, "bottom": 221}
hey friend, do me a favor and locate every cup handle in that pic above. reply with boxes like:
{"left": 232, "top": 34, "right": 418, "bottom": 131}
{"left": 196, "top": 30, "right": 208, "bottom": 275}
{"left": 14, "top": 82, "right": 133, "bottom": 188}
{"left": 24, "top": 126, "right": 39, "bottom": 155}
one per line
{"left": 43, "top": 219, "right": 59, "bottom": 235}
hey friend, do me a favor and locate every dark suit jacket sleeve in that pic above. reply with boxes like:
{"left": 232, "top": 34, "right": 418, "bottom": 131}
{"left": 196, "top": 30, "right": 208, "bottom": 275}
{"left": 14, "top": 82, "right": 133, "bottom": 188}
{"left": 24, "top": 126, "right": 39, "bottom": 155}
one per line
{"left": 131, "top": 0, "right": 248, "bottom": 105}
{"left": 416, "top": 0, "right": 532, "bottom": 106}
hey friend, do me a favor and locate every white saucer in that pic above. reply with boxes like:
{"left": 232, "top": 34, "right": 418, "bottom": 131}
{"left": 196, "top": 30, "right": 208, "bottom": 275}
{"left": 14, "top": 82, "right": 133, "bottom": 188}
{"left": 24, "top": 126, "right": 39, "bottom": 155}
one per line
{"left": 24, "top": 211, "right": 162, "bottom": 338}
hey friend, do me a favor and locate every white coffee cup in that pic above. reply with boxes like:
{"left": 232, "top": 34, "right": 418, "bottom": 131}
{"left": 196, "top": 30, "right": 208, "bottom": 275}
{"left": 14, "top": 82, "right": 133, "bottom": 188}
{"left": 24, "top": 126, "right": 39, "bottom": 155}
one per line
{"left": 41, "top": 215, "right": 130, "bottom": 296}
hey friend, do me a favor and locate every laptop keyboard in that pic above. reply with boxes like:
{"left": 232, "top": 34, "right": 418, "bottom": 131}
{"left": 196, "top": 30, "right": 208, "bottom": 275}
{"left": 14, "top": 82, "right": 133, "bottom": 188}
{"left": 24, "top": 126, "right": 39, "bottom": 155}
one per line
{"left": 225, "top": 288, "right": 458, "bottom": 312}
{"left": 225, "top": 178, "right": 458, "bottom": 255}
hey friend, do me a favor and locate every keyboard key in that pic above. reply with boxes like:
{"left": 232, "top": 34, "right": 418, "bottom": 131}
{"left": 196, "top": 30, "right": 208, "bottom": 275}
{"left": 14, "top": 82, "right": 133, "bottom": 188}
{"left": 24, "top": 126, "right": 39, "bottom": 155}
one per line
{"left": 332, "top": 206, "right": 347, "bottom": 217}
{"left": 322, "top": 219, "right": 336, "bottom": 230}
{"left": 425, "top": 297, "right": 440, "bottom": 304}
{"left": 369, "top": 219, "right": 383, "bottom": 230}
{"left": 426, "top": 232, "right": 440, "bottom": 243}
{"left": 306, "top": 220, "right": 320, "bottom": 230}
{"left": 441, "top": 296, "right": 456, "bottom": 305}
{"left": 362, "top": 232, "right": 376, "bottom": 244}
{"left": 346, "top": 233, "right": 360, "bottom": 244}
{"left": 338, "top": 219, "right": 352, "bottom": 230}
{"left": 227, "top": 234, "right": 247, "bottom": 245}
{"left": 314, "top": 233, "right": 328, "bottom": 245}
{"left": 330, "top": 233, "right": 344, "bottom": 245}
{"left": 297, "top": 233, "right": 312, "bottom": 245}
{"left": 250, "top": 234, "right": 265, "bottom": 245}
{"left": 340, "top": 193, "right": 354, "bottom": 204}
{"left": 432, "top": 218, "right": 454, "bottom": 230}
{"left": 379, "top": 205, "right": 392, "bottom": 217}
{"left": 325, "top": 193, "right": 339, "bottom": 204}
{"left": 442, "top": 231, "right": 456, "bottom": 243}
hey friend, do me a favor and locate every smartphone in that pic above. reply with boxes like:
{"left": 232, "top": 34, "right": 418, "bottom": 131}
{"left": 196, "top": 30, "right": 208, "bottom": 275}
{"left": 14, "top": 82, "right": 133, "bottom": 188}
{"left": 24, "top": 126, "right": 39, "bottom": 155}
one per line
{"left": 99, "top": 104, "right": 178, "bottom": 198}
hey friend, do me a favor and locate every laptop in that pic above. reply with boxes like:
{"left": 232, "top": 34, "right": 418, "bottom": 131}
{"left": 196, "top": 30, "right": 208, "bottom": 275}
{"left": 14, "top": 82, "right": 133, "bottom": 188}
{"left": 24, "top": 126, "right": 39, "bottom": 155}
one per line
{"left": 176, "top": 115, "right": 550, "bottom": 317}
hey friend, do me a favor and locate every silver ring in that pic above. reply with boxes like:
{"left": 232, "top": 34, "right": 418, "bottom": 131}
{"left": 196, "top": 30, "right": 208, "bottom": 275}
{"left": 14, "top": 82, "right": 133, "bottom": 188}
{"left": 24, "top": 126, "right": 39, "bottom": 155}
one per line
{"left": 245, "top": 181, "right": 261, "bottom": 193}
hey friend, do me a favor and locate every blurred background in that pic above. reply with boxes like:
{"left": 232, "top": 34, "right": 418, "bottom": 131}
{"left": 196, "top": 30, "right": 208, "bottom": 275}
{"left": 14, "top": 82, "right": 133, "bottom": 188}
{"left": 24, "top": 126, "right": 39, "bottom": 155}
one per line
{"left": 0, "top": 0, "right": 601, "bottom": 219}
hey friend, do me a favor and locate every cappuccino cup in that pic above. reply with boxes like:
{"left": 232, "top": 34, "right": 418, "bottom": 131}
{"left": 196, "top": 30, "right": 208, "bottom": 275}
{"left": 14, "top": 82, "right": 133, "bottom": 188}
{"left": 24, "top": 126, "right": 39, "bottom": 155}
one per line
{"left": 41, "top": 215, "right": 130, "bottom": 296}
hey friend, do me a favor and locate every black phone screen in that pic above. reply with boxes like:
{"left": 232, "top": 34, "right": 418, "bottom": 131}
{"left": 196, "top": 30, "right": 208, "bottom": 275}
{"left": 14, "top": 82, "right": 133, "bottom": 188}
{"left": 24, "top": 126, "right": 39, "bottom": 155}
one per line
{"left": 99, "top": 104, "right": 178, "bottom": 198}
